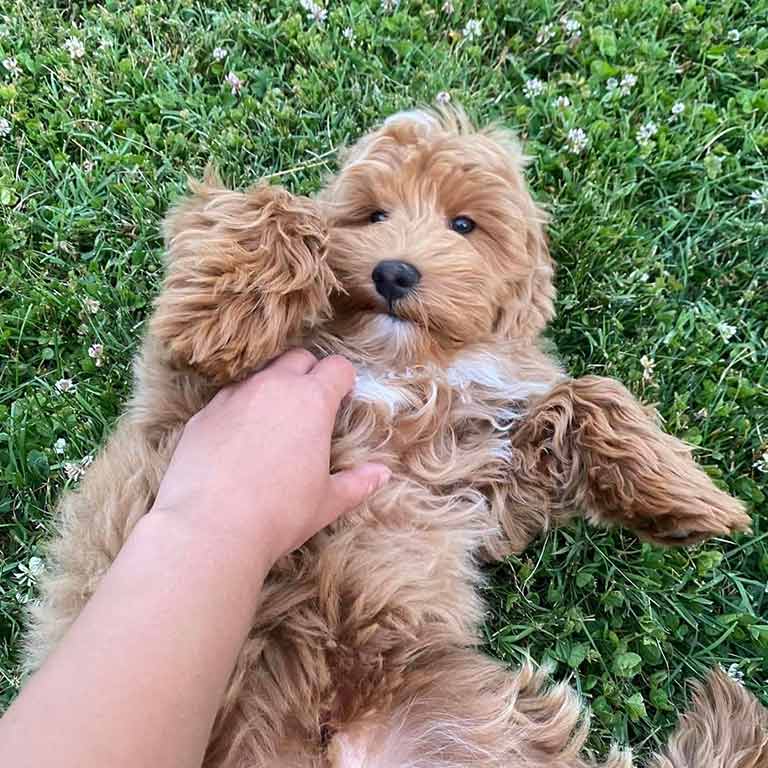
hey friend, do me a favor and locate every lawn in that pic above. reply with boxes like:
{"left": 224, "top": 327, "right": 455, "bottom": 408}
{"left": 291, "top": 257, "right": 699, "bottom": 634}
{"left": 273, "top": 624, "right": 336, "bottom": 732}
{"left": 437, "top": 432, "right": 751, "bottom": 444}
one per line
{"left": 1, "top": 0, "right": 766, "bottom": 759}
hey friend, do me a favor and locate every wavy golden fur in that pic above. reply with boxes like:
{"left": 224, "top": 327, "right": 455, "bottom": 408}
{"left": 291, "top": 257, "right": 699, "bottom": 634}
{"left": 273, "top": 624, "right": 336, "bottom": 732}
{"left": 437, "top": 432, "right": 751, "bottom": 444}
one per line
{"left": 25, "top": 107, "right": 762, "bottom": 767}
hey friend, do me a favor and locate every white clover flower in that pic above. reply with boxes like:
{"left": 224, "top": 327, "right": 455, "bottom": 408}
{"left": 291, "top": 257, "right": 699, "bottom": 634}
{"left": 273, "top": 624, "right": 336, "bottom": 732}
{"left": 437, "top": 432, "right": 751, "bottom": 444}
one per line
{"left": 54, "top": 437, "right": 67, "bottom": 455}
{"left": 640, "top": 354, "right": 656, "bottom": 383}
{"left": 342, "top": 27, "right": 355, "bottom": 42}
{"left": 726, "top": 663, "right": 745, "bottom": 682}
{"left": 536, "top": 23, "right": 555, "bottom": 44}
{"left": 55, "top": 378, "right": 76, "bottom": 394}
{"left": 441, "top": 0, "right": 455, "bottom": 13}
{"left": 553, "top": 95, "right": 571, "bottom": 110}
{"left": 566, "top": 127, "right": 588, "bottom": 154}
{"left": 212, "top": 46, "right": 228, "bottom": 61}
{"left": 82, "top": 159, "right": 95, "bottom": 173}
{"left": 636, "top": 120, "right": 658, "bottom": 145}
{"left": 668, "top": 101, "right": 686, "bottom": 123}
{"left": 0, "top": 117, "right": 10, "bottom": 137}
{"left": 224, "top": 71, "right": 243, "bottom": 95}
{"left": 83, "top": 297, "right": 101, "bottom": 314}
{"left": 88, "top": 343, "right": 104, "bottom": 366}
{"left": 63, "top": 462, "right": 80, "bottom": 480}
{"left": 63, "top": 36, "right": 86, "bottom": 60}
{"left": 727, "top": 29, "right": 741, "bottom": 43}
{"left": 15, "top": 557, "right": 44, "bottom": 587}
{"left": 436, "top": 91, "right": 451, "bottom": 105}
{"left": 753, "top": 450, "right": 768, "bottom": 474}
{"left": 620, "top": 73, "right": 637, "bottom": 95}
{"left": 523, "top": 77, "right": 545, "bottom": 98}
{"left": 380, "top": 0, "right": 399, "bottom": 10}
{"left": 311, "top": 5, "right": 328, "bottom": 23}
{"left": 606, "top": 77, "right": 619, "bottom": 93}
{"left": 2, "top": 57, "right": 20, "bottom": 78}
{"left": 462, "top": 19, "right": 482, "bottom": 41}
{"left": 717, "top": 322, "right": 737, "bottom": 341}
{"left": 749, "top": 186, "right": 768, "bottom": 212}
{"left": 299, "top": 0, "right": 327, "bottom": 23}
{"left": 63, "top": 456, "right": 93, "bottom": 482}
{"left": 561, "top": 16, "right": 581, "bottom": 36}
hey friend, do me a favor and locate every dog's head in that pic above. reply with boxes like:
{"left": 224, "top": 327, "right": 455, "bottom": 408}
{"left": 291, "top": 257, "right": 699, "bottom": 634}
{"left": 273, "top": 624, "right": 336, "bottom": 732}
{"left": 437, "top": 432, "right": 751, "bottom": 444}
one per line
{"left": 320, "top": 107, "right": 555, "bottom": 364}
{"left": 154, "top": 108, "right": 555, "bottom": 383}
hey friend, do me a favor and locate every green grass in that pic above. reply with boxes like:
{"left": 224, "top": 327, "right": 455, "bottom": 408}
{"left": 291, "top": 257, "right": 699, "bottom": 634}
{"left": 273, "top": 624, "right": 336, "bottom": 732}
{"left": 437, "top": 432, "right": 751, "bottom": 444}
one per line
{"left": 1, "top": 0, "right": 767, "bottom": 758}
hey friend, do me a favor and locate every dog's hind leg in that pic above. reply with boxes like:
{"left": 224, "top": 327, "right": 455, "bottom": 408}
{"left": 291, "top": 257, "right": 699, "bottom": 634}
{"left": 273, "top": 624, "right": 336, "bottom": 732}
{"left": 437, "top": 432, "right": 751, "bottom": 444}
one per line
{"left": 650, "top": 668, "right": 768, "bottom": 768}
{"left": 328, "top": 650, "right": 630, "bottom": 768}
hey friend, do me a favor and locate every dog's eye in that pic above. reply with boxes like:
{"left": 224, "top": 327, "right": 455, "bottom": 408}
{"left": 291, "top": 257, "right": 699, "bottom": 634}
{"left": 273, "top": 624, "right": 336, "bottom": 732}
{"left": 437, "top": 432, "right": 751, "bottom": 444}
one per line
{"left": 450, "top": 216, "right": 475, "bottom": 235}
{"left": 369, "top": 210, "right": 388, "bottom": 223}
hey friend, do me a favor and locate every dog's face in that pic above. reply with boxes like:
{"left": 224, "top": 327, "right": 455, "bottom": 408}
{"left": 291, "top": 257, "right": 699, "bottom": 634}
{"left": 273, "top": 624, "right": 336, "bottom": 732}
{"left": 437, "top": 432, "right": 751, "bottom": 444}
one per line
{"left": 321, "top": 108, "right": 555, "bottom": 364}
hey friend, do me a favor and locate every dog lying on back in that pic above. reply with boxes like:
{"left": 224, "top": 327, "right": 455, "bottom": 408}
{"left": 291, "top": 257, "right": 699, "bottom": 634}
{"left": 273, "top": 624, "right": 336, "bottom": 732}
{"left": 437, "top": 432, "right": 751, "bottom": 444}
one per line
{"left": 26, "top": 107, "right": 765, "bottom": 767}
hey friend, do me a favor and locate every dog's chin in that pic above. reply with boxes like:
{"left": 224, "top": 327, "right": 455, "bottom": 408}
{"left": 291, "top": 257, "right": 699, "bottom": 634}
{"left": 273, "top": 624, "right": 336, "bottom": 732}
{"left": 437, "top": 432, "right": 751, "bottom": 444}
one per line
{"left": 327, "top": 308, "right": 429, "bottom": 366}
{"left": 327, "top": 290, "right": 479, "bottom": 366}
{"left": 360, "top": 310, "right": 422, "bottom": 351}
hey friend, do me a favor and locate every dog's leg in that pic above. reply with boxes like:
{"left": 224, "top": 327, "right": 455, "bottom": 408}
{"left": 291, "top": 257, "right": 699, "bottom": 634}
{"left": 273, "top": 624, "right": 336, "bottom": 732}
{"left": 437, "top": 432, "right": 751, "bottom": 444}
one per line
{"left": 153, "top": 175, "right": 339, "bottom": 385}
{"left": 488, "top": 376, "right": 749, "bottom": 555}
{"left": 205, "top": 739, "right": 324, "bottom": 768}
{"left": 202, "top": 596, "right": 331, "bottom": 768}
{"left": 327, "top": 650, "right": 629, "bottom": 768}
{"left": 650, "top": 667, "right": 768, "bottom": 768}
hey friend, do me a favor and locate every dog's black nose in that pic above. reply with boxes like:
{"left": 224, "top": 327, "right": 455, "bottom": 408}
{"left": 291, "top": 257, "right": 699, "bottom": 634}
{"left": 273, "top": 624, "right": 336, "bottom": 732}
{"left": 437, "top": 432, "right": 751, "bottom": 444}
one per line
{"left": 372, "top": 260, "right": 421, "bottom": 302}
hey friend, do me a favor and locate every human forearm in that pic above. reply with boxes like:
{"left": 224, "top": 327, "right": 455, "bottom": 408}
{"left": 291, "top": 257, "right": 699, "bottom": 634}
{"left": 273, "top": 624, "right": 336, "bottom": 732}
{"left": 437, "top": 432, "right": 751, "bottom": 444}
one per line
{"left": 0, "top": 510, "right": 268, "bottom": 768}
{"left": 0, "top": 351, "right": 388, "bottom": 768}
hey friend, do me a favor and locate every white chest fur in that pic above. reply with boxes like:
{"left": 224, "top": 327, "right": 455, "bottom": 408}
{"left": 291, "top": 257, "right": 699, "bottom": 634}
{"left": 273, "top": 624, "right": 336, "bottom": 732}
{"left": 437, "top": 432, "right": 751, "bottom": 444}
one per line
{"left": 353, "top": 367, "right": 417, "bottom": 413}
{"left": 352, "top": 352, "right": 552, "bottom": 417}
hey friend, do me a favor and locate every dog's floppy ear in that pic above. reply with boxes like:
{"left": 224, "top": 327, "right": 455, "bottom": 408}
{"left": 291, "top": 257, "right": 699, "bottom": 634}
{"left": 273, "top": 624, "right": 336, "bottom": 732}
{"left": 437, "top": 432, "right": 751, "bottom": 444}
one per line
{"left": 493, "top": 202, "right": 555, "bottom": 343}
{"left": 483, "top": 128, "right": 556, "bottom": 343}
{"left": 151, "top": 177, "right": 338, "bottom": 384}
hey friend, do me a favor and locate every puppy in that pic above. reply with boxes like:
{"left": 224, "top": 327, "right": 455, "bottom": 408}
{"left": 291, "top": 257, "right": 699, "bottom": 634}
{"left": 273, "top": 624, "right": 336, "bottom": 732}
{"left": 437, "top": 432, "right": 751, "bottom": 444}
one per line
{"left": 26, "top": 107, "right": 762, "bottom": 767}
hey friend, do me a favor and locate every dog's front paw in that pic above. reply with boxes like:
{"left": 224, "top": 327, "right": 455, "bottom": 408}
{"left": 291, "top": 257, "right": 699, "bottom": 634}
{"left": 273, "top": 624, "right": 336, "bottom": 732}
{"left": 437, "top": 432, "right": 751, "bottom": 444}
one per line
{"left": 582, "top": 424, "right": 751, "bottom": 547}
{"left": 620, "top": 467, "right": 751, "bottom": 547}
{"left": 526, "top": 376, "right": 751, "bottom": 548}
{"left": 151, "top": 179, "right": 339, "bottom": 384}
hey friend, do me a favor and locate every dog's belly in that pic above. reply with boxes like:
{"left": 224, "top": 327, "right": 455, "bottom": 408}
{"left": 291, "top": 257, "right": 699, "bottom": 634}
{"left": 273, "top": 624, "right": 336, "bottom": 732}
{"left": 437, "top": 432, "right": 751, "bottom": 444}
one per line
{"left": 308, "top": 365, "right": 521, "bottom": 717}
{"left": 214, "top": 356, "right": 555, "bottom": 760}
{"left": 247, "top": 469, "right": 490, "bottom": 742}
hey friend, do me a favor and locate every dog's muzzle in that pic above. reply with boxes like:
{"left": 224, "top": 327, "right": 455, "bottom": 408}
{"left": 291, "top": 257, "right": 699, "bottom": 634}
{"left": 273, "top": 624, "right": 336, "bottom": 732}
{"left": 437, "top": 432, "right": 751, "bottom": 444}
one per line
{"left": 372, "top": 260, "right": 421, "bottom": 305}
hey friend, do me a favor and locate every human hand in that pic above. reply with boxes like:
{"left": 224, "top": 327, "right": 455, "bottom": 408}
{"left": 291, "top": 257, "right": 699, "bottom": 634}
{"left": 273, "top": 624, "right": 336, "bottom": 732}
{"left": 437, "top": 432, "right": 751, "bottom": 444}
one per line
{"left": 150, "top": 349, "right": 390, "bottom": 569}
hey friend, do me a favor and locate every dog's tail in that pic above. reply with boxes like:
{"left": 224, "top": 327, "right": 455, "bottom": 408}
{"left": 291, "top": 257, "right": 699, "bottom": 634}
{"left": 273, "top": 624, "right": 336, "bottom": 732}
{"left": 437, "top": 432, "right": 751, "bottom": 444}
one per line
{"left": 649, "top": 667, "right": 768, "bottom": 768}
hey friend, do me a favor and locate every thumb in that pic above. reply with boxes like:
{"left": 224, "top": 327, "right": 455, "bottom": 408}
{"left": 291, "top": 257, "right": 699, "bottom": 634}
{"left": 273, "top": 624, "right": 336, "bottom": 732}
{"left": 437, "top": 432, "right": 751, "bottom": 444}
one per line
{"left": 322, "top": 463, "right": 391, "bottom": 524}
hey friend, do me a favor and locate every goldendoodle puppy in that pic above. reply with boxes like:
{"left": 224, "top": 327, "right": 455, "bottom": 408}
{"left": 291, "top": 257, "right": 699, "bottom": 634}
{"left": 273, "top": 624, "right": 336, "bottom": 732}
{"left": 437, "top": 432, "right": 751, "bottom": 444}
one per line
{"left": 25, "top": 107, "right": 763, "bottom": 767}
